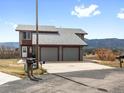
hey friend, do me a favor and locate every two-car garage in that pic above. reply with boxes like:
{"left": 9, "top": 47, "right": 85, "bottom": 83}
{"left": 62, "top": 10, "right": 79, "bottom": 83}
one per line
{"left": 40, "top": 46, "right": 80, "bottom": 61}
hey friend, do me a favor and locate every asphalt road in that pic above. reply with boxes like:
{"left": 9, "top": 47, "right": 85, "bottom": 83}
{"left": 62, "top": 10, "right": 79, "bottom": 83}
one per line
{"left": 0, "top": 68, "right": 124, "bottom": 93}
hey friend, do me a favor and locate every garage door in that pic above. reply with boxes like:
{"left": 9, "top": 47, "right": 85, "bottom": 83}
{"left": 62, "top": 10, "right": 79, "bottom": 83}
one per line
{"left": 63, "top": 47, "right": 79, "bottom": 61}
{"left": 41, "top": 47, "right": 58, "bottom": 61}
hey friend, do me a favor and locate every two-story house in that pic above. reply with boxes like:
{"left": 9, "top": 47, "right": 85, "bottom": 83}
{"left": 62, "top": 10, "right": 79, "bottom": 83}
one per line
{"left": 16, "top": 25, "right": 87, "bottom": 61}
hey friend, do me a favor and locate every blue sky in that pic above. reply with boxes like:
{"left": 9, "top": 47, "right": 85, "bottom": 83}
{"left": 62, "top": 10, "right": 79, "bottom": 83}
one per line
{"left": 0, "top": 0, "right": 124, "bottom": 42}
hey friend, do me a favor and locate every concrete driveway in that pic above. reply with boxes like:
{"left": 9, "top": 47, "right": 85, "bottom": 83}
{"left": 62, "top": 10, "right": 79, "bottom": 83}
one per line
{"left": 0, "top": 72, "right": 21, "bottom": 85}
{"left": 1, "top": 68, "right": 124, "bottom": 93}
{"left": 42, "top": 62, "right": 113, "bottom": 73}
{"left": 1, "top": 62, "right": 124, "bottom": 93}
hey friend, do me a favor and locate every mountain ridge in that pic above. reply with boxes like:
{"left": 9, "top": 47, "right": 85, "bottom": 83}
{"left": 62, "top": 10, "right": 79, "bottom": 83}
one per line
{"left": 85, "top": 38, "right": 124, "bottom": 49}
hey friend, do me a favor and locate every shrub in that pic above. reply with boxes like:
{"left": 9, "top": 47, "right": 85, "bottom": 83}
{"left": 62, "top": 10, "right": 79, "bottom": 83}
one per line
{"left": 95, "top": 48, "right": 116, "bottom": 61}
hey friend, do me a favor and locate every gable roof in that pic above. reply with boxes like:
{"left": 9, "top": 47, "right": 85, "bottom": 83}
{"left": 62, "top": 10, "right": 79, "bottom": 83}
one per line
{"left": 16, "top": 25, "right": 58, "bottom": 32}
{"left": 16, "top": 25, "right": 87, "bottom": 46}
{"left": 32, "top": 33, "right": 87, "bottom": 46}
{"left": 16, "top": 24, "right": 87, "bottom": 34}
{"left": 57, "top": 28, "right": 87, "bottom": 34}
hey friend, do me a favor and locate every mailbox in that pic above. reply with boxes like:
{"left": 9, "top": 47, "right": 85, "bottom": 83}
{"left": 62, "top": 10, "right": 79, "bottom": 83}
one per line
{"left": 116, "top": 55, "right": 124, "bottom": 68}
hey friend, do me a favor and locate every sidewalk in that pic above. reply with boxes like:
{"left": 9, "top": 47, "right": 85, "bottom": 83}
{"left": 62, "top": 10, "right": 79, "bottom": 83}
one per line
{"left": 0, "top": 72, "right": 21, "bottom": 85}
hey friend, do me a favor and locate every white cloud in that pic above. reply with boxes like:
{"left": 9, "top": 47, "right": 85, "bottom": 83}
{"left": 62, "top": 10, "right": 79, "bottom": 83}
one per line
{"left": 5, "top": 21, "right": 17, "bottom": 29}
{"left": 71, "top": 4, "right": 101, "bottom": 18}
{"left": 93, "top": 10, "right": 101, "bottom": 16}
{"left": 117, "top": 8, "right": 124, "bottom": 19}
{"left": 13, "top": 24, "right": 17, "bottom": 29}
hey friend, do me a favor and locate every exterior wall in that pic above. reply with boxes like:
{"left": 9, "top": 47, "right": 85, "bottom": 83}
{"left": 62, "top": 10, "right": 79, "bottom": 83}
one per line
{"left": 32, "top": 33, "right": 38, "bottom": 44}
{"left": 20, "top": 45, "right": 22, "bottom": 58}
{"left": 21, "top": 46, "right": 33, "bottom": 58}
{"left": 21, "top": 40, "right": 32, "bottom": 45}
{"left": 20, "top": 45, "right": 82, "bottom": 61}
{"left": 19, "top": 31, "right": 32, "bottom": 45}
{"left": 19, "top": 32, "right": 21, "bottom": 57}
{"left": 59, "top": 46, "right": 62, "bottom": 61}
{"left": 19, "top": 32, "right": 33, "bottom": 58}
{"left": 80, "top": 46, "right": 83, "bottom": 61}
{"left": 82, "top": 34, "right": 84, "bottom": 40}
{"left": 19, "top": 32, "right": 22, "bottom": 44}
{"left": 76, "top": 34, "right": 84, "bottom": 40}
{"left": 19, "top": 32, "right": 84, "bottom": 61}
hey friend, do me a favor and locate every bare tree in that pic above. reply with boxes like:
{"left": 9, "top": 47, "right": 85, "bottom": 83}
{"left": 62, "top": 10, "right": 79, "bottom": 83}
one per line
{"left": 0, "top": 46, "right": 20, "bottom": 59}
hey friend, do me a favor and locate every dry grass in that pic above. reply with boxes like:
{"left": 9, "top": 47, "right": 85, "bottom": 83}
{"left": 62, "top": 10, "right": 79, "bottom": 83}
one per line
{"left": 84, "top": 54, "right": 98, "bottom": 60}
{"left": 96, "top": 60, "right": 124, "bottom": 68}
{"left": 0, "top": 59, "right": 46, "bottom": 78}
{"left": 85, "top": 54, "right": 124, "bottom": 68}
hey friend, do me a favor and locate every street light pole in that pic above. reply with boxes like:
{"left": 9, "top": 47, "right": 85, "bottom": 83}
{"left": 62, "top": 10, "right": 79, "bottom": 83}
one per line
{"left": 36, "top": 0, "right": 39, "bottom": 68}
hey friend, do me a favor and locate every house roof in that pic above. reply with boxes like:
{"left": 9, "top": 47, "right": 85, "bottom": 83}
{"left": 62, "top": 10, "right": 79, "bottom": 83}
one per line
{"left": 32, "top": 33, "right": 87, "bottom": 46}
{"left": 16, "top": 25, "right": 58, "bottom": 32}
{"left": 57, "top": 28, "right": 87, "bottom": 34}
{"left": 16, "top": 24, "right": 87, "bottom": 34}
{"left": 32, "top": 29, "right": 87, "bottom": 46}
{"left": 16, "top": 25, "right": 87, "bottom": 46}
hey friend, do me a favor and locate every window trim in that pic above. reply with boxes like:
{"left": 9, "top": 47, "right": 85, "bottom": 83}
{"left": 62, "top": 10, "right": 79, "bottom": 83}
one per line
{"left": 22, "top": 32, "right": 31, "bottom": 40}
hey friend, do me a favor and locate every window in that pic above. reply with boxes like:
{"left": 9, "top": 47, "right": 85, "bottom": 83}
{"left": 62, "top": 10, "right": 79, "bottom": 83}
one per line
{"left": 23, "top": 47, "right": 27, "bottom": 53}
{"left": 23, "top": 32, "right": 31, "bottom": 40}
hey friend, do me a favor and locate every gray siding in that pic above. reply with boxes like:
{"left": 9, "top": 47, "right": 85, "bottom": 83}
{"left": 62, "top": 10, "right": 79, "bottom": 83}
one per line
{"left": 19, "top": 32, "right": 22, "bottom": 44}
{"left": 59, "top": 46, "right": 62, "bottom": 61}
{"left": 80, "top": 46, "right": 83, "bottom": 61}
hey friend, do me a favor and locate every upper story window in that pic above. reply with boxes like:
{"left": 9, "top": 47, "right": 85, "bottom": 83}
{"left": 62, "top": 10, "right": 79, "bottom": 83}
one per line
{"left": 23, "top": 32, "right": 31, "bottom": 40}
{"left": 76, "top": 33, "right": 84, "bottom": 40}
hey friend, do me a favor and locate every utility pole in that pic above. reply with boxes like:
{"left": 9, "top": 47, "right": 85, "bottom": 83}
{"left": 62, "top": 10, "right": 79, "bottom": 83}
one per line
{"left": 36, "top": 0, "right": 39, "bottom": 69}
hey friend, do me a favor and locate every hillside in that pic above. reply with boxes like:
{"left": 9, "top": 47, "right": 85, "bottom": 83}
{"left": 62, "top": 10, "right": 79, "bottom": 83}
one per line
{"left": 85, "top": 38, "right": 124, "bottom": 49}
{"left": 0, "top": 42, "right": 19, "bottom": 48}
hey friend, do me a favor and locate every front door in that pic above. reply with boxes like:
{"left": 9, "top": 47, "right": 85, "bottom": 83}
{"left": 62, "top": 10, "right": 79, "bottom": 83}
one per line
{"left": 22, "top": 46, "right": 32, "bottom": 58}
{"left": 22, "top": 46, "right": 27, "bottom": 58}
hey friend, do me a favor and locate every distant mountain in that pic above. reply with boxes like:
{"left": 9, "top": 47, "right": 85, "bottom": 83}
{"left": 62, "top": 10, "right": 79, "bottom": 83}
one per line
{"left": 85, "top": 38, "right": 124, "bottom": 49}
{"left": 0, "top": 38, "right": 124, "bottom": 49}
{"left": 0, "top": 42, "right": 19, "bottom": 48}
